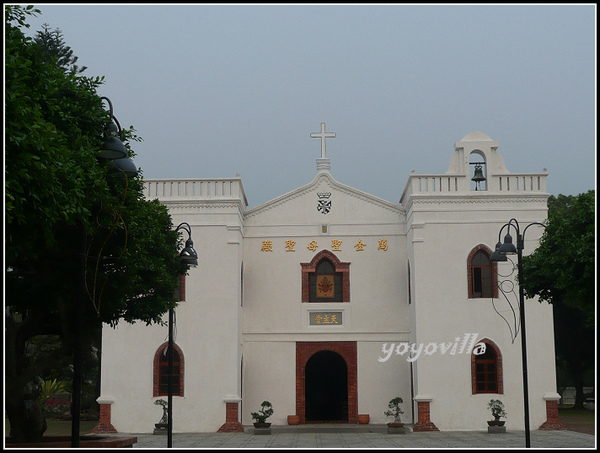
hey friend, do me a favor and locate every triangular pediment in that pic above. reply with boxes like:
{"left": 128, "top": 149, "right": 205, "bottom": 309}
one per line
{"left": 244, "top": 172, "right": 403, "bottom": 225}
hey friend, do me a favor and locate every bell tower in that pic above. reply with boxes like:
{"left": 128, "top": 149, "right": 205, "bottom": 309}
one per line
{"left": 447, "top": 131, "right": 505, "bottom": 192}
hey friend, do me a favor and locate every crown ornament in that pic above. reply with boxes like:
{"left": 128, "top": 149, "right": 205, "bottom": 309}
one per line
{"left": 317, "top": 192, "right": 332, "bottom": 199}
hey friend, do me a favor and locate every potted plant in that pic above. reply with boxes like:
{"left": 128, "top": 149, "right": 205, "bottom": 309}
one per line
{"left": 487, "top": 399, "right": 507, "bottom": 426}
{"left": 385, "top": 397, "right": 404, "bottom": 426}
{"left": 385, "top": 397, "right": 406, "bottom": 433}
{"left": 251, "top": 401, "right": 274, "bottom": 429}
{"left": 153, "top": 399, "right": 168, "bottom": 433}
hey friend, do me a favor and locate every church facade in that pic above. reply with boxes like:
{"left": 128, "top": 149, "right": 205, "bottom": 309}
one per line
{"left": 94, "top": 128, "right": 564, "bottom": 434}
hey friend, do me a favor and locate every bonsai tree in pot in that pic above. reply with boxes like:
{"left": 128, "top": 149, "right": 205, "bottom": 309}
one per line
{"left": 487, "top": 399, "right": 507, "bottom": 426}
{"left": 384, "top": 397, "right": 404, "bottom": 427}
{"left": 251, "top": 401, "right": 274, "bottom": 428}
{"left": 153, "top": 399, "right": 168, "bottom": 433}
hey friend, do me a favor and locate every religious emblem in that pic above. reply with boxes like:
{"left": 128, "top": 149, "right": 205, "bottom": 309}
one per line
{"left": 310, "top": 122, "right": 336, "bottom": 160}
{"left": 317, "top": 192, "right": 332, "bottom": 214}
{"left": 316, "top": 275, "right": 335, "bottom": 298}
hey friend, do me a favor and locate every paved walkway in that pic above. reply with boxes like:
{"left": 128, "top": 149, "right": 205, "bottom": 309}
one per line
{"left": 112, "top": 426, "right": 596, "bottom": 449}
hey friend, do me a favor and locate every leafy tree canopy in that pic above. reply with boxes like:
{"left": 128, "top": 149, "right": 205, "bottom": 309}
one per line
{"left": 5, "top": 5, "right": 189, "bottom": 442}
{"left": 6, "top": 3, "right": 188, "bottom": 326}
{"left": 522, "top": 191, "right": 595, "bottom": 325}
{"left": 521, "top": 190, "right": 595, "bottom": 408}
{"left": 33, "top": 23, "right": 87, "bottom": 74}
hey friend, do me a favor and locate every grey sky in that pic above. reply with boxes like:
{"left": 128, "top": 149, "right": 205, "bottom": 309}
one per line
{"left": 24, "top": 4, "right": 596, "bottom": 207}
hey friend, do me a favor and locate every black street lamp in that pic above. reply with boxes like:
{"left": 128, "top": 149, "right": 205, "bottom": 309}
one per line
{"left": 99, "top": 96, "right": 137, "bottom": 178}
{"left": 72, "top": 97, "right": 136, "bottom": 447}
{"left": 167, "top": 222, "right": 198, "bottom": 448}
{"left": 490, "top": 218, "right": 546, "bottom": 448}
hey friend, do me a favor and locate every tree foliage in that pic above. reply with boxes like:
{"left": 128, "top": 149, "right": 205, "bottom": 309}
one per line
{"left": 522, "top": 191, "right": 595, "bottom": 322}
{"left": 5, "top": 6, "right": 108, "bottom": 262}
{"left": 33, "top": 23, "right": 87, "bottom": 74}
{"left": 5, "top": 5, "right": 188, "bottom": 442}
{"left": 522, "top": 190, "right": 595, "bottom": 409}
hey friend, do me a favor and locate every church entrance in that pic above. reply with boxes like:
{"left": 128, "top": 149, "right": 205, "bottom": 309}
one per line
{"left": 305, "top": 351, "right": 348, "bottom": 422}
{"left": 296, "top": 341, "right": 358, "bottom": 424}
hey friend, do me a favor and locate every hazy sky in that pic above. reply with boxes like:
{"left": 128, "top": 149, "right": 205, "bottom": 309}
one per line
{"left": 23, "top": 4, "right": 596, "bottom": 207}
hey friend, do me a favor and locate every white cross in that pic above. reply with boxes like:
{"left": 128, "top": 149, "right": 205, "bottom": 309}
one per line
{"left": 310, "top": 122, "right": 336, "bottom": 159}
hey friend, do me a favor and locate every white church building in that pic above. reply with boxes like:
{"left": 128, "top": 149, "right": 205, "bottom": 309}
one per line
{"left": 93, "top": 128, "right": 565, "bottom": 434}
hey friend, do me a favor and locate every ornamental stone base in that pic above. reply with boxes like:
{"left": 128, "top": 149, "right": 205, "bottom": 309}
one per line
{"left": 91, "top": 400, "right": 118, "bottom": 434}
{"left": 539, "top": 394, "right": 566, "bottom": 430}
{"left": 217, "top": 399, "right": 244, "bottom": 433}
{"left": 412, "top": 398, "right": 439, "bottom": 432}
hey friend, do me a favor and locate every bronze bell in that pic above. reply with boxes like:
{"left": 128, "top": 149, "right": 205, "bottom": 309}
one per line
{"left": 471, "top": 164, "right": 486, "bottom": 190}
{"left": 472, "top": 164, "right": 485, "bottom": 182}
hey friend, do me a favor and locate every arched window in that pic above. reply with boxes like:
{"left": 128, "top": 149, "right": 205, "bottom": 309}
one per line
{"left": 467, "top": 245, "right": 498, "bottom": 298}
{"left": 301, "top": 250, "right": 350, "bottom": 303}
{"left": 153, "top": 342, "right": 184, "bottom": 397}
{"left": 471, "top": 339, "right": 503, "bottom": 394}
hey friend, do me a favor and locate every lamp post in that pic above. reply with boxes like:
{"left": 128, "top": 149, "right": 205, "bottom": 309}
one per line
{"left": 490, "top": 218, "right": 546, "bottom": 448}
{"left": 167, "top": 222, "right": 198, "bottom": 448}
{"left": 72, "top": 97, "right": 136, "bottom": 447}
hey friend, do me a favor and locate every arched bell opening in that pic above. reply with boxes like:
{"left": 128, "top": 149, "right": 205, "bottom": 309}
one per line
{"left": 469, "top": 150, "right": 487, "bottom": 191}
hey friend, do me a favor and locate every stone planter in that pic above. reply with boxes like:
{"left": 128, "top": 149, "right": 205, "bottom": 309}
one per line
{"left": 387, "top": 422, "right": 406, "bottom": 434}
{"left": 358, "top": 414, "right": 370, "bottom": 424}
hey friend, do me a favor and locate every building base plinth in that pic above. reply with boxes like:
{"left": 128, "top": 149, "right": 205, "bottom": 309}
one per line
{"left": 217, "top": 401, "right": 244, "bottom": 433}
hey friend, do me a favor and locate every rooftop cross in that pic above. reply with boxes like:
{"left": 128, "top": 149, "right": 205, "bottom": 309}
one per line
{"left": 310, "top": 122, "right": 336, "bottom": 159}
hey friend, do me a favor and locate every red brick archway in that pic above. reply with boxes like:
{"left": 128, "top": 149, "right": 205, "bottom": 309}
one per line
{"left": 296, "top": 342, "right": 357, "bottom": 423}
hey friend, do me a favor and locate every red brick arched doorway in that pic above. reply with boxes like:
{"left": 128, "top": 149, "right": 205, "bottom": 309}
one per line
{"left": 296, "top": 342, "right": 357, "bottom": 423}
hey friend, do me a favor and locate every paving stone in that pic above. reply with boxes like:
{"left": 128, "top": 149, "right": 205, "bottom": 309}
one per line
{"left": 111, "top": 428, "right": 595, "bottom": 449}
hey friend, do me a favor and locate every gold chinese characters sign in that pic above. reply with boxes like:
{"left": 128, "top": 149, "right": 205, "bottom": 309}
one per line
{"left": 309, "top": 312, "right": 342, "bottom": 326}
{"left": 260, "top": 239, "right": 389, "bottom": 252}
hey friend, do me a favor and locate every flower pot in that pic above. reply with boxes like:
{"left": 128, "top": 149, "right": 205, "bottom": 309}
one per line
{"left": 287, "top": 415, "right": 300, "bottom": 425}
{"left": 487, "top": 420, "right": 505, "bottom": 426}
{"left": 253, "top": 422, "right": 271, "bottom": 429}
{"left": 253, "top": 422, "right": 272, "bottom": 436}
{"left": 358, "top": 414, "right": 370, "bottom": 424}
{"left": 387, "top": 423, "right": 406, "bottom": 434}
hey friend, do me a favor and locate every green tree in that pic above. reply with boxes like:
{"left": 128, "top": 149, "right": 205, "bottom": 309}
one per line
{"left": 34, "top": 23, "right": 87, "bottom": 74}
{"left": 5, "top": 5, "right": 189, "bottom": 442}
{"left": 522, "top": 191, "right": 595, "bottom": 409}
